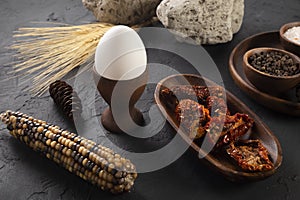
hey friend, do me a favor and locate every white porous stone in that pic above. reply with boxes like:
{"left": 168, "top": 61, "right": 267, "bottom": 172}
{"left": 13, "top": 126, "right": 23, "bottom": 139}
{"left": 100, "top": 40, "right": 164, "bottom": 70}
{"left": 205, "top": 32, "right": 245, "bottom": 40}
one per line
{"left": 82, "top": 0, "right": 162, "bottom": 25}
{"left": 156, "top": 0, "right": 244, "bottom": 44}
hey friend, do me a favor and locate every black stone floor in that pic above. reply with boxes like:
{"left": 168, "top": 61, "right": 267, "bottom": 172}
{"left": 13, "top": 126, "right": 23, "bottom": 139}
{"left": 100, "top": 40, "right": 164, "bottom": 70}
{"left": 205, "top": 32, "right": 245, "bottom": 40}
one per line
{"left": 0, "top": 0, "right": 300, "bottom": 199}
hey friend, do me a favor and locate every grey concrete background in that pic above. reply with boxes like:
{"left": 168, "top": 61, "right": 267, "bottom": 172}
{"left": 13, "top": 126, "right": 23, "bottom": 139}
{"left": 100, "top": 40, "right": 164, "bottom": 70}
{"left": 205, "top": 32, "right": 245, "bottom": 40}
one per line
{"left": 0, "top": 0, "right": 300, "bottom": 199}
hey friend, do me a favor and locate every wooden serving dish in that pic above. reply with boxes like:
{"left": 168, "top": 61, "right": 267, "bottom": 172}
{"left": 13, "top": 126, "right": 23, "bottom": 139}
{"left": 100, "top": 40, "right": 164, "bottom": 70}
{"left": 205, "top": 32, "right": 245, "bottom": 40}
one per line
{"left": 229, "top": 31, "right": 300, "bottom": 116}
{"left": 154, "top": 74, "right": 282, "bottom": 182}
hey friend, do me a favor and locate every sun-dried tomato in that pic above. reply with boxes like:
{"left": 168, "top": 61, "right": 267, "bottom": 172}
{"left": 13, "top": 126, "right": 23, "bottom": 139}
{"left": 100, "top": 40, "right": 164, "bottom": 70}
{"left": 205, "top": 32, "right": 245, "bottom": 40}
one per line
{"left": 175, "top": 99, "right": 210, "bottom": 139}
{"left": 161, "top": 85, "right": 253, "bottom": 146}
{"left": 206, "top": 96, "right": 230, "bottom": 116}
{"left": 206, "top": 113, "right": 254, "bottom": 148}
{"left": 161, "top": 85, "right": 222, "bottom": 105}
{"left": 160, "top": 84, "right": 273, "bottom": 172}
{"left": 226, "top": 140, "right": 274, "bottom": 171}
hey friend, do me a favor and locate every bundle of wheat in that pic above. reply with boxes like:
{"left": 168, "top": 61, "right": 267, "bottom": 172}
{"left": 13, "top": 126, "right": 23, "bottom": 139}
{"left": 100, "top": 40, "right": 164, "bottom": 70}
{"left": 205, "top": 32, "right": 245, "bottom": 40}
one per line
{"left": 10, "top": 18, "right": 157, "bottom": 96}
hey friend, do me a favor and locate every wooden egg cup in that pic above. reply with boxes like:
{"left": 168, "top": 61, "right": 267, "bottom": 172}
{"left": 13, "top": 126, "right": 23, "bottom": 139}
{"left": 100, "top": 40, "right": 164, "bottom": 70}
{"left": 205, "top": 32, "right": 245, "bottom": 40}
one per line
{"left": 93, "top": 66, "right": 148, "bottom": 134}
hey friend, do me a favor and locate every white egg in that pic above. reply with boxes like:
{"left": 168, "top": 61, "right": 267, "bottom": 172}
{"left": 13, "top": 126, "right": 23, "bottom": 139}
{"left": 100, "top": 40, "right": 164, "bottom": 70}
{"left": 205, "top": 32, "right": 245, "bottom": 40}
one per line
{"left": 95, "top": 25, "right": 147, "bottom": 80}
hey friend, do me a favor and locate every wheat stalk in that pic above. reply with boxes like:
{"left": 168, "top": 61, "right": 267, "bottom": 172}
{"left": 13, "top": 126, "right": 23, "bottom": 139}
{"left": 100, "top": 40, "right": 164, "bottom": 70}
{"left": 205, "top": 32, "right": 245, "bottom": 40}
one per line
{"left": 9, "top": 17, "right": 157, "bottom": 96}
{"left": 10, "top": 23, "right": 113, "bottom": 96}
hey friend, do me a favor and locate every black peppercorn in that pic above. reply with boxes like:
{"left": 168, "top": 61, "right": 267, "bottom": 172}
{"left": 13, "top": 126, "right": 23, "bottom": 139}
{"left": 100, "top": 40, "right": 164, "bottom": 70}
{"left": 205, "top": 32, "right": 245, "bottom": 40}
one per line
{"left": 248, "top": 51, "right": 300, "bottom": 76}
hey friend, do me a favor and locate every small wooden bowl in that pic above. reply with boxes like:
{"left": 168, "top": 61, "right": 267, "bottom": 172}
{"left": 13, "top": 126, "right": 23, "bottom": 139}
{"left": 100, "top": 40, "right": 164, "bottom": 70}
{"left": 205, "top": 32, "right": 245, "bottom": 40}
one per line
{"left": 243, "top": 47, "right": 300, "bottom": 95}
{"left": 280, "top": 22, "right": 300, "bottom": 57}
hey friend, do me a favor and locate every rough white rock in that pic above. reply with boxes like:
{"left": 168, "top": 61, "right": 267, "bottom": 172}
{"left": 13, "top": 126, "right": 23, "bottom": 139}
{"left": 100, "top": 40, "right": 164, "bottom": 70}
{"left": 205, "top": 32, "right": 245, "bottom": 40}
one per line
{"left": 82, "top": 0, "right": 162, "bottom": 25}
{"left": 156, "top": 0, "right": 244, "bottom": 44}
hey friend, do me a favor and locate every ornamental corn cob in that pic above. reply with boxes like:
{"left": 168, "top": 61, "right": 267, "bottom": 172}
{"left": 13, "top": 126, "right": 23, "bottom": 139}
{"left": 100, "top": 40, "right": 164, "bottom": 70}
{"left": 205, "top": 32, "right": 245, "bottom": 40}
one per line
{"left": 0, "top": 110, "right": 137, "bottom": 194}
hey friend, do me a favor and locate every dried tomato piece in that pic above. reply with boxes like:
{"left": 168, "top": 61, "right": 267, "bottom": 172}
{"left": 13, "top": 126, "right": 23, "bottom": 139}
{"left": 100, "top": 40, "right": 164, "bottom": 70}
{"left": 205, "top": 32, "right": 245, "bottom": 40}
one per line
{"left": 206, "top": 96, "right": 230, "bottom": 116}
{"left": 175, "top": 99, "right": 210, "bottom": 139}
{"left": 226, "top": 140, "right": 274, "bottom": 172}
{"left": 206, "top": 113, "right": 254, "bottom": 148}
{"left": 161, "top": 85, "right": 208, "bottom": 105}
{"left": 160, "top": 84, "right": 254, "bottom": 150}
{"left": 193, "top": 85, "right": 211, "bottom": 104}
{"left": 205, "top": 86, "right": 226, "bottom": 100}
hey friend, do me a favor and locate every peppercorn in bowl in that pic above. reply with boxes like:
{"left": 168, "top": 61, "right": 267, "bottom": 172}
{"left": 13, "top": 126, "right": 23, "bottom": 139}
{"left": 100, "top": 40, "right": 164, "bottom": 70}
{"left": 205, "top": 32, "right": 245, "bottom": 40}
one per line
{"left": 243, "top": 47, "right": 300, "bottom": 95}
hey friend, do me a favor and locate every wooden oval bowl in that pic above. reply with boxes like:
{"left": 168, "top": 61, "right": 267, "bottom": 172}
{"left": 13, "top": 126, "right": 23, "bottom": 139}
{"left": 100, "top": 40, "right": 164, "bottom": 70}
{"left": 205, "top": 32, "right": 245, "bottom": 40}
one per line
{"left": 280, "top": 21, "right": 300, "bottom": 57}
{"left": 243, "top": 47, "right": 300, "bottom": 95}
{"left": 154, "top": 74, "right": 282, "bottom": 182}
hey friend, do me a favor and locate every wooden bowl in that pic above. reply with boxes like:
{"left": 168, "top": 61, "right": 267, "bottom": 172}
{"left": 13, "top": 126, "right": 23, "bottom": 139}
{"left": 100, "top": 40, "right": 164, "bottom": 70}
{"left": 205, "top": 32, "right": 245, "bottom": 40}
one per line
{"left": 243, "top": 47, "right": 300, "bottom": 95}
{"left": 280, "top": 22, "right": 300, "bottom": 57}
{"left": 229, "top": 31, "right": 300, "bottom": 116}
{"left": 154, "top": 74, "right": 282, "bottom": 182}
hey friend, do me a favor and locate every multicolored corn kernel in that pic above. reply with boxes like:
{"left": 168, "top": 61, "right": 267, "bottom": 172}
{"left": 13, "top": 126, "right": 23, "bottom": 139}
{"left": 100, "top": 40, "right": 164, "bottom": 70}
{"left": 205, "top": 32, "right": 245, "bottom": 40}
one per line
{"left": 0, "top": 110, "right": 137, "bottom": 194}
{"left": 226, "top": 140, "right": 274, "bottom": 172}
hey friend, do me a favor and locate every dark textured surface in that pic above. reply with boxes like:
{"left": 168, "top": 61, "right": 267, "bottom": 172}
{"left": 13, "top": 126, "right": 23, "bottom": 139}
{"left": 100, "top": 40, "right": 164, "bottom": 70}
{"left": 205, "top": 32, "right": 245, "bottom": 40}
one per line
{"left": 0, "top": 0, "right": 300, "bottom": 199}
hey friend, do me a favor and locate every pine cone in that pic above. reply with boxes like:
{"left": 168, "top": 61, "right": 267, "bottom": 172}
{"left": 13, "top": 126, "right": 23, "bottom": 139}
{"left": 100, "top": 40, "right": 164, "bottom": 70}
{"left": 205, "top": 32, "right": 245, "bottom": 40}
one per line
{"left": 49, "top": 80, "right": 82, "bottom": 121}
